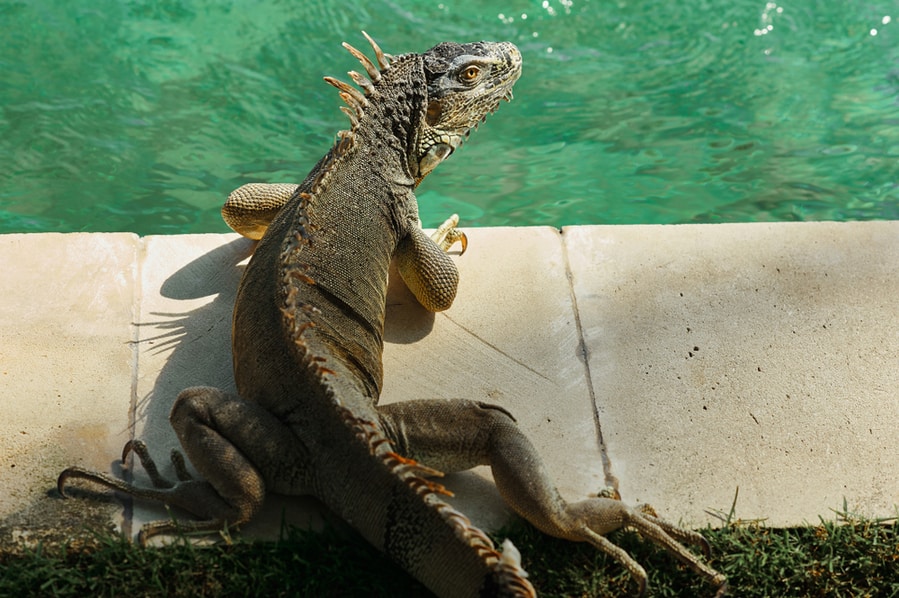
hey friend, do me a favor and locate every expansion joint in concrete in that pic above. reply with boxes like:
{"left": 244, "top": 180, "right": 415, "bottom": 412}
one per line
{"left": 559, "top": 228, "right": 618, "bottom": 492}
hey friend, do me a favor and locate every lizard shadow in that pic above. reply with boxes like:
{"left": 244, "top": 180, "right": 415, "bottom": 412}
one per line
{"left": 383, "top": 260, "right": 437, "bottom": 344}
{"left": 130, "top": 238, "right": 445, "bottom": 537}
{"left": 142, "top": 242, "right": 442, "bottom": 447}
{"left": 383, "top": 244, "right": 469, "bottom": 344}
{"left": 133, "top": 237, "right": 250, "bottom": 484}
{"left": 128, "top": 236, "right": 310, "bottom": 538}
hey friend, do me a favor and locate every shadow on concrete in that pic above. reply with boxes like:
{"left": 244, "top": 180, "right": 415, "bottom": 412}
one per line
{"left": 127, "top": 237, "right": 463, "bottom": 538}
{"left": 135, "top": 236, "right": 254, "bottom": 454}
{"left": 384, "top": 260, "right": 436, "bottom": 344}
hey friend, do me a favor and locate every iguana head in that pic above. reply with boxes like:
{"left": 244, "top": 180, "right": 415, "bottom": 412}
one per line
{"left": 415, "top": 40, "right": 522, "bottom": 182}
{"left": 327, "top": 34, "right": 521, "bottom": 186}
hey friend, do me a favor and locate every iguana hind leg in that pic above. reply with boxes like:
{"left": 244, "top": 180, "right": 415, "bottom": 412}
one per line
{"left": 379, "top": 399, "right": 727, "bottom": 597}
{"left": 59, "top": 386, "right": 309, "bottom": 544}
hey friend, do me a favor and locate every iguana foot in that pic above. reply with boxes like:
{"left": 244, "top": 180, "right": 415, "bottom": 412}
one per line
{"left": 119, "top": 439, "right": 193, "bottom": 487}
{"left": 595, "top": 485, "right": 622, "bottom": 500}
{"left": 57, "top": 386, "right": 300, "bottom": 545}
{"left": 430, "top": 213, "right": 467, "bottom": 254}
{"left": 58, "top": 434, "right": 248, "bottom": 545}
{"left": 563, "top": 497, "right": 725, "bottom": 596}
{"left": 58, "top": 450, "right": 241, "bottom": 545}
{"left": 592, "top": 495, "right": 713, "bottom": 559}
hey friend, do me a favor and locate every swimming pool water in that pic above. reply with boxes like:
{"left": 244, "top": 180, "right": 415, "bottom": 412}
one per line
{"left": 1, "top": 0, "right": 897, "bottom": 234}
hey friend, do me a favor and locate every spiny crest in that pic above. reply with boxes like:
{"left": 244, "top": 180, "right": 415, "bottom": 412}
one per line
{"left": 359, "top": 30, "right": 393, "bottom": 71}
{"left": 278, "top": 211, "right": 331, "bottom": 372}
{"left": 277, "top": 199, "right": 313, "bottom": 265}
{"left": 430, "top": 502, "right": 535, "bottom": 595}
{"left": 325, "top": 31, "right": 394, "bottom": 132}
{"left": 324, "top": 77, "right": 367, "bottom": 116}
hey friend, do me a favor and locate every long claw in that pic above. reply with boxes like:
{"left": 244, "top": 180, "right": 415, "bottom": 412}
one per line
{"left": 444, "top": 230, "right": 467, "bottom": 254}
{"left": 121, "top": 439, "right": 136, "bottom": 463}
{"left": 124, "top": 439, "right": 173, "bottom": 489}
{"left": 57, "top": 467, "right": 78, "bottom": 497}
{"left": 430, "top": 213, "right": 467, "bottom": 253}
{"left": 171, "top": 449, "right": 193, "bottom": 482}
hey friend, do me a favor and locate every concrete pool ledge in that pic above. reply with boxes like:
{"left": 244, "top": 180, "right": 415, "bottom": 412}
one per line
{"left": 1, "top": 221, "right": 898, "bottom": 550}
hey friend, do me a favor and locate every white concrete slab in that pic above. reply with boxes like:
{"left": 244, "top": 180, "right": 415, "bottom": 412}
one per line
{"left": 131, "top": 227, "right": 603, "bottom": 535}
{"left": 381, "top": 226, "right": 604, "bottom": 529}
{"left": 0, "top": 233, "right": 138, "bottom": 549}
{"left": 3, "top": 222, "right": 898, "bottom": 549}
{"left": 564, "top": 221, "right": 899, "bottom": 527}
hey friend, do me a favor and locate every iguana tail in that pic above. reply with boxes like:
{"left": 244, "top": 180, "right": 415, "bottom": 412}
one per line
{"left": 335, "top": 399, "right": 535, "bottom": 597}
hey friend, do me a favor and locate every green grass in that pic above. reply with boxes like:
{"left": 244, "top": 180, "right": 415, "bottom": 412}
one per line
{"left": 2, "top": 510, "right": 898, "bottom": 597}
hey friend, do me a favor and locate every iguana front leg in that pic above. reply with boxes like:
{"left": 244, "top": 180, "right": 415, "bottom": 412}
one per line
{"left": 222, "top": 182, "right": 469, "bottom": 245}
{"left": 379, "top": 399, "right": 727, "bottom": 597}
{"left": 222, "top": 183, "right": 300, "bottom": 240}
{"left": 59, "top": 386, "right": 310, "bottom": 544}
{"left": 395, "top": 217, "right": 467, "bottom": 312}
{"left": 223, "top": 186, "right": 469, "bottom": 307}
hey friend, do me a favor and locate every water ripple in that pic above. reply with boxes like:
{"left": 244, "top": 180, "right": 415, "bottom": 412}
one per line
{"left": 1, "top": 0, "right": 897, "bottom": 232}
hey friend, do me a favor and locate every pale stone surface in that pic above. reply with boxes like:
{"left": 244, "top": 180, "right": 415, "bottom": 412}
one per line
{"left": 565, "top": 221, "right": 899, "bottom": 527}
{"left": 0, "top": 233, "right": 138, "bottom": 548}
{"left": 129, "top": 228, "right": 603, "bottom": 535}
{"left": 381, "top": 226, "right": 604, "bottom": 529}
{"left": 2, "top": 222, "right": 898, "bottom": 548}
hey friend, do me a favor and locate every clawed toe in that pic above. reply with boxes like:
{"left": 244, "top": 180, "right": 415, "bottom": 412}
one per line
{"left": 57, "top": 466, "right": 107, "bottom": 498}
{"left": 170, "top": 448, "right": 193, "bottom": 481}
{"left": 430, "top": 213, "right": 467, "bottom": 253}
{"left": 57, "top": 464, "right": 141, "bottom": 499}
{"left": 59, "top": 440, "right": 187, "bottom": 499}
{"left": 595, "top": 486, "right": 622, "bottom": 500}
{"left": 563, "top": 496, "right": 725, "bottom": 595}
{"left": 122, "top": 440, "right": 177, "bottom": 488}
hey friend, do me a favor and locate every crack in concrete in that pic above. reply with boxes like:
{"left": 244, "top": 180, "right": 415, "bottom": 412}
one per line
{"left": 438, "top": 312, "right": 553, "bottom": 383}
{"left": 559, "top": 228, "right": 619, "bottom": 493}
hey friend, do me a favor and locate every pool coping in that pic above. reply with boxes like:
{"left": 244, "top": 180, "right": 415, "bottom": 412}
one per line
{"left": 1, "top": 221, "right": 898, "bottom": 549}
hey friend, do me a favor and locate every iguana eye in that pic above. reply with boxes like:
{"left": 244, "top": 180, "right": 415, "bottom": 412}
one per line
{"left": 459, "top": 65, "right": 480, "bottom": 82}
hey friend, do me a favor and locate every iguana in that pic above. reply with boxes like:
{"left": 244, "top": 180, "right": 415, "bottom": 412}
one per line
{"left": 58, "top": 34, "right": 727, "bottom": 597}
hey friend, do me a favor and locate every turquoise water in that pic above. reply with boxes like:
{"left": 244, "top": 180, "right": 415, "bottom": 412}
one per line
{"left": 1, "top": 1, "right": 897, "bottom": 234}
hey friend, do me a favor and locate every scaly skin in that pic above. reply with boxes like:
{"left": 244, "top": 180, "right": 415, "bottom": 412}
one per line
{"left": 58, "top": 34, "right": 726, "bottom": 597}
